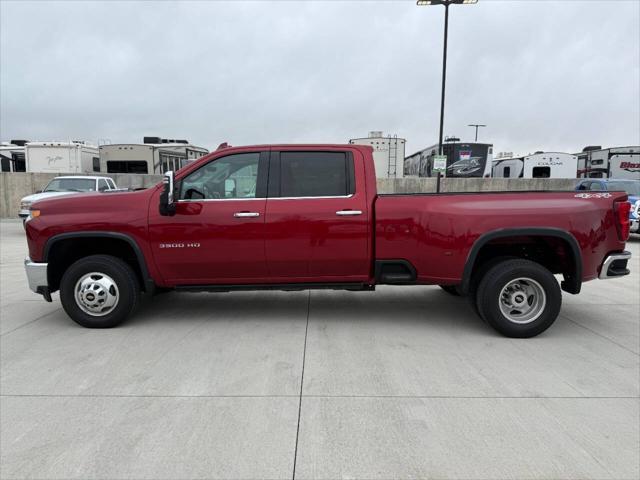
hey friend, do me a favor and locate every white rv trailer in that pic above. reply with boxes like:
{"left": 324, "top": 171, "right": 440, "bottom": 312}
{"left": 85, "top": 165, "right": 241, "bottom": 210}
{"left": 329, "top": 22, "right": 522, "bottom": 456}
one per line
{"left": 99, "top": 137, "right": 208, "bottom": 174}
{"left": 492, "top": 152, "right": 578, "bottom": 179}
{"left": 348, "top": 132, "right": 406, "bottom": 178}
{"left": 25, "top": 141, "right": 99, "bottom": 173}
{"left": 576, "top": 146, "right": 640, "bottom": 180}
{"left": 404, "top": 142, "right": 493, "bottom": 178}
{"left": 0, "top": 141, "right": 27, "bottom": 172}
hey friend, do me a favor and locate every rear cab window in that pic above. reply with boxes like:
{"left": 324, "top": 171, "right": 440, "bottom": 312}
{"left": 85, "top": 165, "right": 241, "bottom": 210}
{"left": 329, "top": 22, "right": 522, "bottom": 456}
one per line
{"left": 269, "top": 151, "right": 355, "bottom": 198}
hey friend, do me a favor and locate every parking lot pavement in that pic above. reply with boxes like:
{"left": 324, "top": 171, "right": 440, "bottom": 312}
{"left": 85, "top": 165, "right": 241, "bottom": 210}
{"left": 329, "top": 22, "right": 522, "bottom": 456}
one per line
{"left": 1, "top": 219, "right": 639, "bottom": 480}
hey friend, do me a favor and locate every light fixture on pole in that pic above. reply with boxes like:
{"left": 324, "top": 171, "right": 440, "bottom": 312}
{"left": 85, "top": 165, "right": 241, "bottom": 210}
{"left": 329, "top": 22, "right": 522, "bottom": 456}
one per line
{"left": 468, "top": 124, "right": 486, "bottom": 142}
{"left": 417, "top": 0, "right": 478, "bottom": 156}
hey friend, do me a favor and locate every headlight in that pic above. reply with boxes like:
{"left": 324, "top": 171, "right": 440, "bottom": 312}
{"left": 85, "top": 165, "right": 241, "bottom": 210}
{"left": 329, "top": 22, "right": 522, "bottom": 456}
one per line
{"left": 20, "top": 201, "right": 32, "bottom": 210}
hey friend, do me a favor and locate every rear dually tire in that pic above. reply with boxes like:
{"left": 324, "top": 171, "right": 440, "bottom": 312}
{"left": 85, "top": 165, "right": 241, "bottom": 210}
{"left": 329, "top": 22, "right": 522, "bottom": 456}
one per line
{"left": 475, "top": 259, "right": 561, "bottom": 338}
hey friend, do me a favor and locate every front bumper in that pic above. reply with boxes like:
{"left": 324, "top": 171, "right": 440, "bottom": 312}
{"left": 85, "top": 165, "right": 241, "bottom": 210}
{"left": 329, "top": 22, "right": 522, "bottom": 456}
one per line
{"left": 599, "top": 251, "right": 632, "bottom": 280}
{"left": 631, "top": 219, "right": 639, "bottom": 233}
{"left": 24, "top": 257, "right": 52, "bottom": 301}
{"left": 18, "top": 209, "right": 29, "bottom": 218}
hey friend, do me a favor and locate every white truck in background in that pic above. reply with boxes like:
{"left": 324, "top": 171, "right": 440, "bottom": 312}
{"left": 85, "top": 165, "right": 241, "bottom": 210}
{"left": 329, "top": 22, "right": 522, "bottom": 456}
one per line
{"left": 492, "top": 152, "right": 578, "bottom": 179}
{"left": 19, "top": 175, "right": 118, "bottom": 220}
{"left": 26, "top": 141, "right": 100, "bottom": 173}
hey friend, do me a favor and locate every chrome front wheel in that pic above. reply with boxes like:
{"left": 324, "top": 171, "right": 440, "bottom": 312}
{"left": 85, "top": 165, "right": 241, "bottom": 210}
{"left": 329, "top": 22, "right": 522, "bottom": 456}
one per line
{"left": 61, "top": 255, "right": 139, "bottom": 328}
{"left": 74, "top": 272, "right": 120, "bottom": 316}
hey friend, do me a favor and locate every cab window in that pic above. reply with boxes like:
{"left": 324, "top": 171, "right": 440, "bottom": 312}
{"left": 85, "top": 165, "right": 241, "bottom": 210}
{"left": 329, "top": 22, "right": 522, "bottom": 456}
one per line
{"left": 98, "top": 179, "right": 109, "bottom": 191}
{"left": 274, "top": 151, "right": 354, "bottom": 197}
{"left": 180, "top": 153, "right": 262, "bottom": 200}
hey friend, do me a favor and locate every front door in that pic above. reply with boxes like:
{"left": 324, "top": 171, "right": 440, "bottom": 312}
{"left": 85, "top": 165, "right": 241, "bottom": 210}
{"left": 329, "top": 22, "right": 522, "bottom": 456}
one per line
{"left": 148, "top": 151, "right": 269, "bottom": 284}
{"left": 264, "top": 149, "right": 370, "bottom": 282}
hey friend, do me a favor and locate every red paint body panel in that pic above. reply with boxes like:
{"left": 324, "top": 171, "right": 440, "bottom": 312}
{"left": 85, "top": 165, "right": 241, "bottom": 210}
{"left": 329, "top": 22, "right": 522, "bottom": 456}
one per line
{"left": 264, "top": 146, "right": 371, "bottom": 281}
{"left": 25, "top": 144, "right": 628, "bottom": 290}
{"left": 26, "top": 188, "right": 163, "bottom": 283}
{"left": 147, "top": 196, "right": 268, "bottom": 284}
{"left": 374, "top": 192, "right": 627, "bottom": 283}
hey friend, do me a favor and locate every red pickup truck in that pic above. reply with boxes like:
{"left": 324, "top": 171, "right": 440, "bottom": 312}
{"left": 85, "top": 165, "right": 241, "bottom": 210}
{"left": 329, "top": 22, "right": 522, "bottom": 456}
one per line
{"left": 24, "top": 144, "right": 632, "bottom": 337}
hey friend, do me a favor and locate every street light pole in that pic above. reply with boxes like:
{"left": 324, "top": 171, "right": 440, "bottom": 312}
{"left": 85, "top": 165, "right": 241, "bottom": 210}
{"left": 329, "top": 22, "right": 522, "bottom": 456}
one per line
{"left": 468, "top": 123, "right": 486, "bottom": 142}
{"left": 438, "top": 3, "right": 449, "bottom": 156}
{"left": 417, "top": 0, "right": 478, "bottom": 156}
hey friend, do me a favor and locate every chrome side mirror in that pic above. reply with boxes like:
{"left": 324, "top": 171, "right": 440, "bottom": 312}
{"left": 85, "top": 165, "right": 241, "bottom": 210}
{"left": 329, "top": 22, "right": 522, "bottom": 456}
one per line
{"left": 159, "top": 170, "right": 176, "bottom": 216}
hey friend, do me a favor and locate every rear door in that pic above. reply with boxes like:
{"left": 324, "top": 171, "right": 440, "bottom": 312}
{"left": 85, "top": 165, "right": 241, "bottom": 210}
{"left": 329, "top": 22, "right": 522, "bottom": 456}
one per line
{"left": 264, "top": 149, "right": 369, "bottom": 281}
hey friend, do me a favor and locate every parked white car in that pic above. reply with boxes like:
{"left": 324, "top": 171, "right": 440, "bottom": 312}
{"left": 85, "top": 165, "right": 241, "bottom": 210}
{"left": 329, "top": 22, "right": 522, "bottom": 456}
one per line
{"left": 19, "top": 176, "right": 118, "bottom": 219}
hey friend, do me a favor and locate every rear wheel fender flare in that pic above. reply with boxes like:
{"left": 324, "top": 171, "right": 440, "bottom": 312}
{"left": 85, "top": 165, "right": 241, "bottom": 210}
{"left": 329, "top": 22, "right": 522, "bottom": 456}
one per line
{"left": 460, "top": 227, "right": 582, "bottom": 295}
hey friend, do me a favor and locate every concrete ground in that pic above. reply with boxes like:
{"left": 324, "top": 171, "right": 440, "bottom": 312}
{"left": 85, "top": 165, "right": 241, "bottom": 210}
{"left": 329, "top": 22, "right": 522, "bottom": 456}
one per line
{"left": 1, "top": 219, "right": 638, "bottom": 480}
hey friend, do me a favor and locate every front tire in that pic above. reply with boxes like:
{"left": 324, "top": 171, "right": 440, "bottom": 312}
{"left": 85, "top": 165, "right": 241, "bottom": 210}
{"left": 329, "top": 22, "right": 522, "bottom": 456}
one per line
{"left": 476, "top": 259, "right": 561, "bottom": 338}
{"left": 60, "top": 255, "right": 140, "bottom": 328}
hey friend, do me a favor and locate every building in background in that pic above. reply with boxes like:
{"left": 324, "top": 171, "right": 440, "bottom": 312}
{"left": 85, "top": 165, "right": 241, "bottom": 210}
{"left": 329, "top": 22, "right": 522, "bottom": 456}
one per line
{"left": 404, "top": 141, "right": 493, "bottom": 178}
{"left": 25, "top": 141, "right": 99, "bottom": 174}
{"left": 99, "top": 137, "right": 209, "bottom": 174}
{"left": 349, "top": 131, "right": 405, "bottom": 178}
{"left": 492, "top": 152, "right": 578, "bottom": 179}
{"left": 576, "top": 146, "right": 640, "bottom": 180}
{"left": 0, "top": 140, "right": 27, "bottom": 172}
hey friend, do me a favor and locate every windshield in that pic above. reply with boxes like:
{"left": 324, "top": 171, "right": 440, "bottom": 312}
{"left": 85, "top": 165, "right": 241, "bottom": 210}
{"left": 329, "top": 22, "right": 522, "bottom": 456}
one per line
{"left": 607, "top": 181, "right": 640, "bottom": 196}
{"left": 44, "top": 178, "right": 96, "bottom": 192}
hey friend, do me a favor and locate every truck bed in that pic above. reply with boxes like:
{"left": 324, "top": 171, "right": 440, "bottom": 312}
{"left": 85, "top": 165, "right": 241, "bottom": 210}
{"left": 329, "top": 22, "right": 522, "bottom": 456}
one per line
{"left": 375, "top": 190, "right": 628, "bottom": 285}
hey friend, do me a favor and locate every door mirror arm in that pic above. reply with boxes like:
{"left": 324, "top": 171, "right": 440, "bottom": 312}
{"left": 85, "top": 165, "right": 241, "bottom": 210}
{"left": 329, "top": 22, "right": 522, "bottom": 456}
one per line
{"left": 159, "top": 171, "right": 176, "bottom": 216}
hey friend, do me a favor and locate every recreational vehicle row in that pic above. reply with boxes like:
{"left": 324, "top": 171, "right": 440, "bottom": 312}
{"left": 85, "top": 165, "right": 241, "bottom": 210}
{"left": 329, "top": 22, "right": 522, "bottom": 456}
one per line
{"left": 0, "top": 138, "right": 208, "bottom": 174}
{"left": 404, "top": 142, "right": 493, "bottom": 178}
{"left": 349, "top": 132, "right": 406, "bottom": 179}
{"left": 99, "top": 139, "right": 208, "bottom": 174}
{"left": 491, "top": 153, "right": 578, "bottom": 179}
{"left": 577, "top": 146, "right": 639, "bottom": 180}
{"left": 0, "top": 140, "right": 27, "bottom": 172}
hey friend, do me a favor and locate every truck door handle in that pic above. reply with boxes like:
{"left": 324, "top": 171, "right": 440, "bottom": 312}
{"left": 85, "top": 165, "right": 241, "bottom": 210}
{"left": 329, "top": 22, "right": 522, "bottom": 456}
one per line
{"left": 233, "top": 212, "right": 260, "bottom": 218}
{"left": 336, "top": 210, "right": 363, "bottom": 216}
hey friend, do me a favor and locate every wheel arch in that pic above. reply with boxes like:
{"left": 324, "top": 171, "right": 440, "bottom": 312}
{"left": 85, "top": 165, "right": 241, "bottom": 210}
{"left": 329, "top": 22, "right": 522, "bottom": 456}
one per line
{"left": 43, "top": 232, "right": 154, "bottom": 293}
{"left": 461, "top": 227, "right": 582, "bottom": 295}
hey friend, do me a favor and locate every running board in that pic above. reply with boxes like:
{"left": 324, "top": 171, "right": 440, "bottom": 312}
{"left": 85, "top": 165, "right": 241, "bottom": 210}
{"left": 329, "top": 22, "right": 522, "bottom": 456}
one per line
{"left": 175, "top": 282, "right": 375, "bottom": 293}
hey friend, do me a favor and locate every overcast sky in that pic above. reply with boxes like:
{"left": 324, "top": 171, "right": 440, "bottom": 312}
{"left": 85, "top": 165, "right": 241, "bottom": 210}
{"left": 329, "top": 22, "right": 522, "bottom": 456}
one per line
{"left": 1, "top": 0, "right": 638, "bottom": 156}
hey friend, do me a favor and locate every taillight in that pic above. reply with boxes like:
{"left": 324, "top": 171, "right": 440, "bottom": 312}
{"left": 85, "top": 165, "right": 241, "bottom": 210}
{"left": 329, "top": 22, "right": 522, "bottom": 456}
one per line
{"left": 614, "top": 201, "right": 631, "bottom": 240}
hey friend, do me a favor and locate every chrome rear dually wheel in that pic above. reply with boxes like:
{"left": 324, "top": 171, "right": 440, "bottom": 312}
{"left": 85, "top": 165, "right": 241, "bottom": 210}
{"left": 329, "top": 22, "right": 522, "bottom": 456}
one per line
{"left": 476, "top": 259, "right": 561, "bottom": 338}
{"left": 498, "top": 277, "right": 546, "bottom": 324}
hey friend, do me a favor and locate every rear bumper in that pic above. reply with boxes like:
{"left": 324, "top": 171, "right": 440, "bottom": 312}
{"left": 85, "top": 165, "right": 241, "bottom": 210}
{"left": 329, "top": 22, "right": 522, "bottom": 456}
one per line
{"left": 24, "top": 257, "right": 52, "bottom": 301}
{"left": 599, "top": 251, "right": 632, "bottom": 280}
